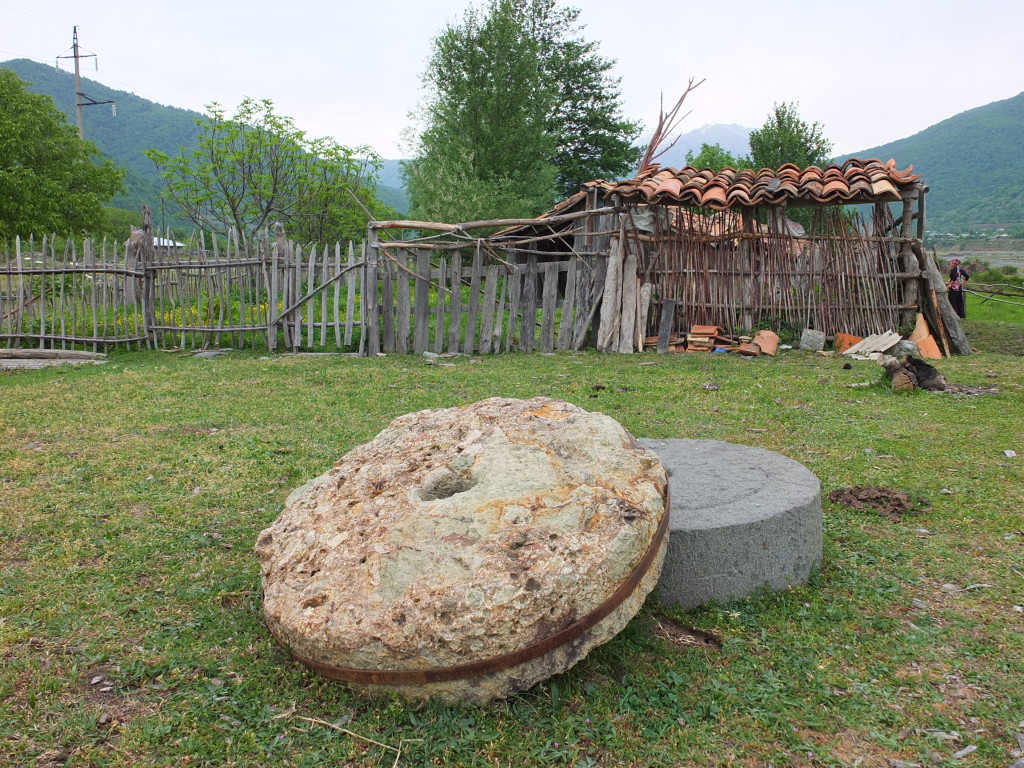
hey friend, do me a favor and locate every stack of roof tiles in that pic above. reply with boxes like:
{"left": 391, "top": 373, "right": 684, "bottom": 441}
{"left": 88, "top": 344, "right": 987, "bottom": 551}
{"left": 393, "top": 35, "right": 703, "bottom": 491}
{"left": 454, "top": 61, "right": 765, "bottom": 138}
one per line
{"left": 586, "top": 158, "right": 923, "bottom": 210}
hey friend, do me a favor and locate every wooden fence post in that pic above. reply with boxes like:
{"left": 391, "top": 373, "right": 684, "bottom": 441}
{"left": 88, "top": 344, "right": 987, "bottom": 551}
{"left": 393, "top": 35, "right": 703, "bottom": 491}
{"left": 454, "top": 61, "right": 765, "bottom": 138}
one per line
{"left": 267, "top": 224, "right": 286, "bottom": 352}
{"left": 365, "top": 226, "right": 381, "bottom": 355}
{"left": 141, "top": 206, "right": 157, "bottom": 349}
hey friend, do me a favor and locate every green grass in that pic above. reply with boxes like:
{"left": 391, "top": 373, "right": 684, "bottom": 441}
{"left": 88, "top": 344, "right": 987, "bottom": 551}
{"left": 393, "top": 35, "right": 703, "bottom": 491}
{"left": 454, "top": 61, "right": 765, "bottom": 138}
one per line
{"left": 962, "top": 289, "right": 1024, "bottom": 355}
{"left": 2, "top": 341, "right": 1023, "bottom": 767}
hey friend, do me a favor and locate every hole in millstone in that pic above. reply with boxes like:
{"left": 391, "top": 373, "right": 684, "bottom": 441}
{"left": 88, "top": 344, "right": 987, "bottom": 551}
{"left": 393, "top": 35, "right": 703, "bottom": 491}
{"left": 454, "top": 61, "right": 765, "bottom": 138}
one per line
{"left": 418, "top": 467, "right": 477, "bottom": 501}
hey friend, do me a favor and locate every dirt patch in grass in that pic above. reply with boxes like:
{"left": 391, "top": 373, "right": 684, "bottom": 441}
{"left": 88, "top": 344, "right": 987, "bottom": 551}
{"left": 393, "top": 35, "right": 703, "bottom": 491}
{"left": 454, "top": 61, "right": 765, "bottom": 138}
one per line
{"left": 828, "top": 486, "right": 925, "bottom": 521}
{"left": 649, "top": 614, "right": 722, "bottom": 649}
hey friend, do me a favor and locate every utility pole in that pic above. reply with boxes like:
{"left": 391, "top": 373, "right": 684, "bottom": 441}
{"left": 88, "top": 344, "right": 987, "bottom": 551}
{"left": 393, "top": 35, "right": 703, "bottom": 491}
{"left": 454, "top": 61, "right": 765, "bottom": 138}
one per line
{"left": 56, "top": 26, "right": 113, "bottom": 140}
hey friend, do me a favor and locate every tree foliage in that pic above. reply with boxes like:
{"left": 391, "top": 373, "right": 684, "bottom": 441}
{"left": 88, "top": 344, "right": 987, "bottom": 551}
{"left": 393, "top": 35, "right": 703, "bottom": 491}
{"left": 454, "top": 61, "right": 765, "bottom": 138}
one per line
{"left": 0, "top": 69, "right": 124, "bottom": 240}
{"left": 146, "top": 98, "right": 390, "bottom": 244}
{"left": 404, "top": 0, "right": 640, "bottom": 223}
{"left": 685, "top": 142, "right": 752, "bottom": 172}
{"left": 747, "top": 101, "right": 833, "bottom": 170}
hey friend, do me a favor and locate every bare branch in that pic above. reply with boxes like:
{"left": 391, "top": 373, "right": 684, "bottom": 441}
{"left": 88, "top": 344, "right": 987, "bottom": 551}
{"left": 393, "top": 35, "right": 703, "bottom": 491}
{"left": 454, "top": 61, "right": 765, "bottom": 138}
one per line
{"left": 637, "top": 78, "right": 705, "bottom": 173}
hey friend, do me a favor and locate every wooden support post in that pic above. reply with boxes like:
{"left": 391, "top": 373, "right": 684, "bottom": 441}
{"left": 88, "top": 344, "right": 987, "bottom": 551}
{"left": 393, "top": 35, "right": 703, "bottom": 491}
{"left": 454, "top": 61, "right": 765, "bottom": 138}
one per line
{"left": 898, "top": 196, "right": 919, "bottom": 330}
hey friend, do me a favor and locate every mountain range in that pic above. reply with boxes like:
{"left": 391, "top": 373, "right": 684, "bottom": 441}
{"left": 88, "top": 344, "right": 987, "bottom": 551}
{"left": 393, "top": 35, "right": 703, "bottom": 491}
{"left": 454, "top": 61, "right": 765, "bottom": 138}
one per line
{"left": 3, "top": 58, "right": 1021, "bottom": 231}
{"left": 836, "top": 91, "right": 1024, "bottom": 232}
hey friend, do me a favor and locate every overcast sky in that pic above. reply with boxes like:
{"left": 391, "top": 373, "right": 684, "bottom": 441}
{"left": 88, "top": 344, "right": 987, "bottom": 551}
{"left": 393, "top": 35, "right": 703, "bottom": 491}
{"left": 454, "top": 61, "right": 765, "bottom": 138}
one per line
{"left": 2, "top": 0, "right": 1022, "bottom": 159}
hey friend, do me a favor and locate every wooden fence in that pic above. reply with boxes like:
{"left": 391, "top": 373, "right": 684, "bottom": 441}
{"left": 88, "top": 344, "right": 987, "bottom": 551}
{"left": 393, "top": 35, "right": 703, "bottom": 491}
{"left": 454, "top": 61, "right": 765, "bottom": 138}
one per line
{"left": 0, "top": 225, "right": 366, "bottom": 353}
{"left": 2, "top": 204, "right": 947, "bottom": 356}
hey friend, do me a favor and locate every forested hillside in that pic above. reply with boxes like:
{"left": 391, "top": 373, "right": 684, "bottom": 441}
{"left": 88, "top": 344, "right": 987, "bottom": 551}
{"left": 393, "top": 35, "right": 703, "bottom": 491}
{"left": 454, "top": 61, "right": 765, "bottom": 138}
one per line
{"left": 6, "top": 55, "right": 1020, "bottom": 230}
{"left": 839, "top": 91, "right": 1024, "bottom": 232}
{"left": 1, "top": 59, "right": 408, "bottom": 220}
{"left": 3, "top": 58, "right": 200, "bottom": 217}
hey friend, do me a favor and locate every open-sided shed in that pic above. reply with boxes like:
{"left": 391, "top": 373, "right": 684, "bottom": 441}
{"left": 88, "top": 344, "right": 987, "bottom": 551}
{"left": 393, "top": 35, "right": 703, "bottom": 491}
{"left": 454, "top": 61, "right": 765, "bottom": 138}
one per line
{"left": 366, "top": 158, "right": 968, "bottom": 357}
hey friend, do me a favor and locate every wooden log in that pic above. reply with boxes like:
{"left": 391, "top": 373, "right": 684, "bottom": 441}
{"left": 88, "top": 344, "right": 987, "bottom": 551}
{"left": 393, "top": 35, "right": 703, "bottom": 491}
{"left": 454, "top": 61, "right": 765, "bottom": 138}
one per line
{"left": 0, "top": 347, "right": 107, "bottom": 359}
{"left": 371, "top": 205, "right": 619, "bottom": 234}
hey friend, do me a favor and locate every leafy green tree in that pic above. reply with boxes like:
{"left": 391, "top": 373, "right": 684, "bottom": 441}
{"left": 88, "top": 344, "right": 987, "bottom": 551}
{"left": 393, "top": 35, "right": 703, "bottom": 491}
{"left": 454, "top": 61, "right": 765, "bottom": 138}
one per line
{"left": 747, "top": 102, "right": 833, "bottom": 170}
{"left": 0, "top": 70, "right": 123, "bottom": 240}
{"left": 146, "top": 98, "right": 389, "bottom": 244}
{"left": 685, "top": 143, "right": 752, "bottom": 172}
{"left": 404, "top": 0, "right": 640, "bottom": 224}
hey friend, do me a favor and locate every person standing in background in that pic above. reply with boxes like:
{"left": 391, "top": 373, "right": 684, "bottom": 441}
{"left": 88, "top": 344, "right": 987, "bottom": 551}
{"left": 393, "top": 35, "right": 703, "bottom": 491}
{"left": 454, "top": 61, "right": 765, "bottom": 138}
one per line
{"left": 948, "top": 258, "right": 969, "bottom": 319}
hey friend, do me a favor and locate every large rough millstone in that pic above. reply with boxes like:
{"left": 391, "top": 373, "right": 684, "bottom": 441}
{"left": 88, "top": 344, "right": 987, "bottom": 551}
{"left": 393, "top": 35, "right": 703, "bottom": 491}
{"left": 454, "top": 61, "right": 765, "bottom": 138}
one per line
{"left": 255, "top": 397, "right": 667, "bottom": 703}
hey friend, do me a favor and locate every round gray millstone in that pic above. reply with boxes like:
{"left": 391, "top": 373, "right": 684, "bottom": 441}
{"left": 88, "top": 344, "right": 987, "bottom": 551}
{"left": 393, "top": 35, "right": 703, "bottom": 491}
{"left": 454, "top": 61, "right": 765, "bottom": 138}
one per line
{"left": 637, "top": 439, "right": 822, "bottom": 610}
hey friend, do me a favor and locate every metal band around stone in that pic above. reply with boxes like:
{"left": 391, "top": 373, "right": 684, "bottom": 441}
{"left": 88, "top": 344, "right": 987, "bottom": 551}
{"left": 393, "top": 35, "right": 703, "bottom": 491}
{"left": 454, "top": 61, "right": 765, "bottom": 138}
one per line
{"left": 266, "top": 484, "right": 670, "bottom": 685}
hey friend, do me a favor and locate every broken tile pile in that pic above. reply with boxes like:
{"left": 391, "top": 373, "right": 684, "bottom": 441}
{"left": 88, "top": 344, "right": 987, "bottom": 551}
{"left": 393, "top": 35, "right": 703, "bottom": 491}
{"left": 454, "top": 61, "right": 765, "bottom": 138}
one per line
{"left": 645, "top": 326, "right": 778, "bottom": 356}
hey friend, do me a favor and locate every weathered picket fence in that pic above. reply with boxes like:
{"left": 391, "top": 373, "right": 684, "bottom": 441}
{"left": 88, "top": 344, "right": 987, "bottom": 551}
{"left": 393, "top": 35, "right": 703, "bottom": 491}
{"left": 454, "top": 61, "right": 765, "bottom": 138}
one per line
{"left": 0, "top": 225, "right": 366, "bottom": 353}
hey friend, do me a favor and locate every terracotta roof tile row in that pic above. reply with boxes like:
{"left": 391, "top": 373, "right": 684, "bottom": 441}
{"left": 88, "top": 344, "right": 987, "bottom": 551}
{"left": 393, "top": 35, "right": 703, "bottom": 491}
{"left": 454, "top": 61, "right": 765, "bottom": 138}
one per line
{"left": 586, "top": 158, "right": 923, "bottom": 210}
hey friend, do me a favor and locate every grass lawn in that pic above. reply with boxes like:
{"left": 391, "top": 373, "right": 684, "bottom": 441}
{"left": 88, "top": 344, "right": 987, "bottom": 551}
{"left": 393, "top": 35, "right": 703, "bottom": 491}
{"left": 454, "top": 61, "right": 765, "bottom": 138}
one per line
{"left": 2, "top": 320, "right": 1023, "bottom": 766}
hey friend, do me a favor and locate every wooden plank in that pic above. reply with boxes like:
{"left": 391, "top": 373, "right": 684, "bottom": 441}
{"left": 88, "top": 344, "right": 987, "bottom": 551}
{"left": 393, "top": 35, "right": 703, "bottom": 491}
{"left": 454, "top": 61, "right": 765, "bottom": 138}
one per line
{"left": 214, "top": 238, "right": 227, "bottom": 346}
{"left": 57, "top": 237, "right": 68, "bottom": 348}
{"left": 540, "top": 262, "right": 558, "bottom": 352}
{"left": 587, "top": 254, "right": 609, "bottom": 350}
{"left": 597, "top": 237, "right": 622, "bottom": 352}
{"left": 86, "top": 239, "right": 99, "bottom": 351}
{"left": 320, "top": 244, "right": 329, "bottom": 348}
{"left": 616, "top": 241, "right": 637, "bottom": 354}
{"left": 365, "top": 235, "right": 380, "bottom": 356}
{"left": 637, "top": 282, "right": 653, "bottom": 351}
{"left": 447, "top": 255, "right": 462, "bottom": 353}
{"left": 505, "top": 267, "right": 521, "bottom": 352}
{"left": 478, "top": 264, "right": 499, "bottom": 354}
{"left": 381, "top": 264, "right": 395, "bottom": 353}
{"left": 556, "top": 256, "right": 578, "bottom": 350}
{"left": 396, "top": 250, "right": 411, "bottom": 354}
{"left": 37, "top": 236, "right": 48, "bottom": 349}
{"left": 433, "top": 258, "right": 447, "bottom": 354}
{"left": 413, "top": 249, "right": 431, "bottom": 354}
{"left": 332, "top": 242, "right": 342, "bottom": 347}
{"left": 519, "top": 254, "right": 537, "bottom": 352}
{"left": 344, "top": 241, "right": 356, "bottom": 346}
{"left": 492, "top": 271, "right": 507, "bottom": 353}
{"left": 656, "top": 299, "right": 676, "bottom": 354}
{"left": 463, "top": 247, "right": 483, "bottom": 354}
{"left": 572, "top": 256, "right": 591, "bottom": 348}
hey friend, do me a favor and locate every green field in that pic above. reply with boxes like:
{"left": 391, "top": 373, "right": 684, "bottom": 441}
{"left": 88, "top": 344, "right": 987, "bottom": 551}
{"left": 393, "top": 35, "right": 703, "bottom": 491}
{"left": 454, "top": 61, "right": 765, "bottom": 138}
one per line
{"left": 2, "top": 320, "right": 1023, "bottom": 766}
